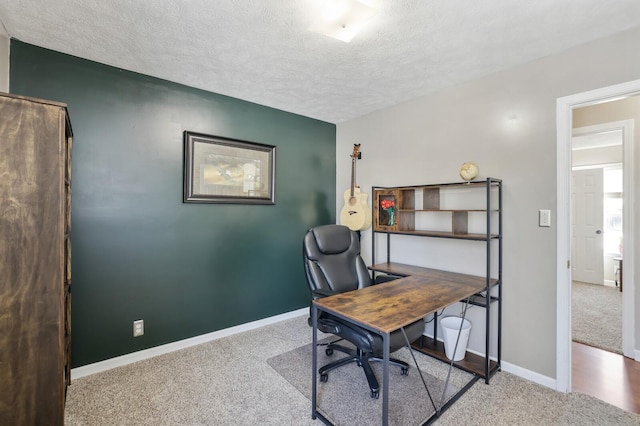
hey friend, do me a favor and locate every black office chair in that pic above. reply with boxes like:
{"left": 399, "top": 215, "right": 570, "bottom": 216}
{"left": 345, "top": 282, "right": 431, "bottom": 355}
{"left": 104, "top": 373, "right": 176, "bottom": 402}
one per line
{"left": 303, "top": 224, "right": 425, "bottom": 398}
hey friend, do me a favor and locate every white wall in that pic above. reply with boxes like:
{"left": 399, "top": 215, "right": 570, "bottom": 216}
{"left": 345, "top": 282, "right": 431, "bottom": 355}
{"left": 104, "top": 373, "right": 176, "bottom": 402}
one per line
{"left": 572, "top": 145, "right": 622, "bottom": 167}
{"left": 337, "top": 26, "right": 640, "bottom": 380}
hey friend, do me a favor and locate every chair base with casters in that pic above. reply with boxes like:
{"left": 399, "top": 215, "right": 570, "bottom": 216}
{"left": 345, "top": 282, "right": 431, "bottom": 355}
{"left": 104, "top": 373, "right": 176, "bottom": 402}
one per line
{"left": 311, "top": 310, "right": 425, "bottom": 399}
{"left": 319, "top": 340, "right": 411, "bottom": 399}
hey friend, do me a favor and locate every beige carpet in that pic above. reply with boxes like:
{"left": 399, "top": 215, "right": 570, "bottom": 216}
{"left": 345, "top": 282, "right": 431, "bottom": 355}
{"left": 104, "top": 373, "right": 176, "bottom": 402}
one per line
{"left": 572, "top": 281, "right": 622, "bottom": 354}
{"left": 64, "top": 316, "right": 640, "bottom": 425}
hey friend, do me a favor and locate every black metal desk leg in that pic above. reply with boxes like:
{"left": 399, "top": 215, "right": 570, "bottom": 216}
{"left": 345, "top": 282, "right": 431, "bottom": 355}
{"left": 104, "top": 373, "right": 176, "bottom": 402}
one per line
{"left": 311, "top": 305, "right": 318, "bottom": 420}
{"left": 382, "top": 331, "right": 390, "bottom": 426}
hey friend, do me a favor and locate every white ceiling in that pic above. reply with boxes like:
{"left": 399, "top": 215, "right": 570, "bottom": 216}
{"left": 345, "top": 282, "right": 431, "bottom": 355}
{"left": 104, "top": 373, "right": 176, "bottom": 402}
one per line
{"left": 1, "top": 0, "right": 639, "bottom": 123}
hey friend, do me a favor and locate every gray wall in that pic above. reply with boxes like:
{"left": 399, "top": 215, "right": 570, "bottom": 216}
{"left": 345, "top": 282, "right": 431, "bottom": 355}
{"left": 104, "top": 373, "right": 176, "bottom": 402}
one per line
{"left": 337, "top": 26, "right": 640, "bottom": 380}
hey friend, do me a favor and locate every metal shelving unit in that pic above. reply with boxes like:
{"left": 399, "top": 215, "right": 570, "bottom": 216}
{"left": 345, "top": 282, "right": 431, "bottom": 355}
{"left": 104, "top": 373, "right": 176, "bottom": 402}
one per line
{"left": 370, "top": 178, "right": 502, "bottom": 382}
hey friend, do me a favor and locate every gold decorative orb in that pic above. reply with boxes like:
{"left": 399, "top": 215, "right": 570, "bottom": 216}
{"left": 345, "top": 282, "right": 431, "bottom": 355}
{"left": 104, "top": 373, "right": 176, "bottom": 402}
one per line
{"left": 459, "top": 162, "right": 479, "bottom": 181}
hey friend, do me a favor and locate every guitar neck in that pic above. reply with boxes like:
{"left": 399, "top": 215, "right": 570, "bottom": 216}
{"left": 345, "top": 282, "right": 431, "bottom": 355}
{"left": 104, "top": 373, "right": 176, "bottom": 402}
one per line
{"left": 350, "top": 158, "right": 356, "bottom": 197}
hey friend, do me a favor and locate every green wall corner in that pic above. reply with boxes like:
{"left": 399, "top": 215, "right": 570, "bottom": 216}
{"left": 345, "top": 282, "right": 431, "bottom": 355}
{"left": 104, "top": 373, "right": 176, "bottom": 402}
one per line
{"left": 10, "top": 40, "right": 336, "bottom": 367}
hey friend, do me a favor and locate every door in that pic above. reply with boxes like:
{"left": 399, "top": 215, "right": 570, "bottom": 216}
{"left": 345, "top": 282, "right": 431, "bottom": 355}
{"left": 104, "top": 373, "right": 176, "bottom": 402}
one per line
{"left": 571, "top": 168, "right": 604, "bottom": 284}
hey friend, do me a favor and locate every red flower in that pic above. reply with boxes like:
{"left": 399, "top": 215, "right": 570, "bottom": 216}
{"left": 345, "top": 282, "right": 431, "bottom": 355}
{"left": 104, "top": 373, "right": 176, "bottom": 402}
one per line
{"left": 380, "top": 199, "right": 395, "bottom": 210}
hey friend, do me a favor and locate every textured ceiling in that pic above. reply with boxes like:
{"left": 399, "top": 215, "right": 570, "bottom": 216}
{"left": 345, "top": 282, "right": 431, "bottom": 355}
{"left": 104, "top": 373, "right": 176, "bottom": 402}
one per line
{"left": 1, "top": 0, "right": 640, "bottom": 123}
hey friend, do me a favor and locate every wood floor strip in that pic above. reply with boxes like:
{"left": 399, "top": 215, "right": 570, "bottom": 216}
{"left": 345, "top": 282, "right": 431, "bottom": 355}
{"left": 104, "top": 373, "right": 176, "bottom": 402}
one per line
{"left": 572, "top": 341, "right": 640, "bottom": 414}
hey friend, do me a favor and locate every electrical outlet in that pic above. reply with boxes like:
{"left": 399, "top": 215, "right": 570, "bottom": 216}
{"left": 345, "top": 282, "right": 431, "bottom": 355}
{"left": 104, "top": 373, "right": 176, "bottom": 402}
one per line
{"left": 133, "top": 319, "right": 144, "bottom": 337}
{"left": 539, "top": 209, "right": 551, "bottom": 227}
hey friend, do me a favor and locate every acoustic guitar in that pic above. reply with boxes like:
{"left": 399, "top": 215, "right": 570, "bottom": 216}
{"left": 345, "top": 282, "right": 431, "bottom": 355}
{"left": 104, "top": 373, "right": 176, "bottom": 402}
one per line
{"left": 339, "top": 144, "right": 372, "bottom": 231}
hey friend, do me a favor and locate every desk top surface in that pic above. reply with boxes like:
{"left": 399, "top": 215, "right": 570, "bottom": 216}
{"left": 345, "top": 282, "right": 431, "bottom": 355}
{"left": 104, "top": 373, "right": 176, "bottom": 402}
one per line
{"left": 313, "top": 265, "right": 485, "bottom": 334}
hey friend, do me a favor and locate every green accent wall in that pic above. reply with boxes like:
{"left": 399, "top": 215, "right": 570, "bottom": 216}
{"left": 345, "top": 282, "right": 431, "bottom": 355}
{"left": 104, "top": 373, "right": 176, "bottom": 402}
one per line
{"left": 10, "top": 41, "right": 336, "bottom": 367}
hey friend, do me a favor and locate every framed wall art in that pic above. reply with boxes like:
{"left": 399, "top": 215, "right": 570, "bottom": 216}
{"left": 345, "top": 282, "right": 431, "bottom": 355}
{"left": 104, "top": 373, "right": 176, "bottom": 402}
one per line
{"left": 183, "top": 131, "right": 276, "bottom": 204}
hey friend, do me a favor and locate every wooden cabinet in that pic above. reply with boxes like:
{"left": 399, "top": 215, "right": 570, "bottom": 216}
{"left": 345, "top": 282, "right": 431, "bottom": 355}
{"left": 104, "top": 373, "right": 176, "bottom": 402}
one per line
{"left": 0, "top": 93, "right": 73, "bottom": 425}
{"left": 371, "top": 178, "right": 502, "bottom": 382}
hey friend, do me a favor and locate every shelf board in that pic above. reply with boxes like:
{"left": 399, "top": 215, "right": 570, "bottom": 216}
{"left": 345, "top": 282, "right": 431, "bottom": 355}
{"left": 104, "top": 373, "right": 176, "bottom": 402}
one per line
{"left": 368, "top": 262, "right": 499, "bottom": 289}
{"left": 398, "top": 209, "right": 500, "bottom": 213}
{"left": 468, "top": 293, "right": 500, "bottom": 307}
{"left": 411, "top": 336, "right": 499, "bottom": 379}
{"left": 373, "top": 178, "right": 502, "bottom": 192}
{"left": 375, "top": 229, "right": 499, "bottom": 241}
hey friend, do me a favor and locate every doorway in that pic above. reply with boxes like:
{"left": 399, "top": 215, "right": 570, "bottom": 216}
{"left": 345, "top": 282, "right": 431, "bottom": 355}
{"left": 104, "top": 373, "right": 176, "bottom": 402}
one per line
{"left": 571, "top": 125, "right": 624, "bottom": 355}
{"left": 556, "top": 80, "right": 639, "bottom": 393}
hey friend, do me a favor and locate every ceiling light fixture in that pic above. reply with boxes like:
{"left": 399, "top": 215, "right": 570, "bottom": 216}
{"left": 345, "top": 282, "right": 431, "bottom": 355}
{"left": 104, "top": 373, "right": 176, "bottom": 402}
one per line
{"left": 309, "top": 0, "right": 379, "bottom": 43}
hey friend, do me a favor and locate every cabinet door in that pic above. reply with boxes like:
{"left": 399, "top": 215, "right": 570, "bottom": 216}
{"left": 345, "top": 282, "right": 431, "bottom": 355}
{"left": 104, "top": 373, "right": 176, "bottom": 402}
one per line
{"left": 0, "top": 95, "right": 67, "bottom": 424}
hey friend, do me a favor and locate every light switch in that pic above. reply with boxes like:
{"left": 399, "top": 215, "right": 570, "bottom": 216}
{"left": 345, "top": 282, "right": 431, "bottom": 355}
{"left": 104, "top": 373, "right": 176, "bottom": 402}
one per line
{"left": 539, "top": 209, "right": 551, "bottom": 227}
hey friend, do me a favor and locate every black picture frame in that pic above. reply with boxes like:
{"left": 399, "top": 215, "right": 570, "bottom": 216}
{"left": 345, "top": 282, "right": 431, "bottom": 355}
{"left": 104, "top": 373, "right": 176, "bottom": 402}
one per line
{"left": 183, "top": 131, "right": 276, "bottom": 204}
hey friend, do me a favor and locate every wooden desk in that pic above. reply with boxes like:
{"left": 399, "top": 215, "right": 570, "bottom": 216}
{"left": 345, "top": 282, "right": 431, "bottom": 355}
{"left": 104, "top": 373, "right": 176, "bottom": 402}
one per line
{"left": 311, "top": 270, "right": 486, "bottom": 426}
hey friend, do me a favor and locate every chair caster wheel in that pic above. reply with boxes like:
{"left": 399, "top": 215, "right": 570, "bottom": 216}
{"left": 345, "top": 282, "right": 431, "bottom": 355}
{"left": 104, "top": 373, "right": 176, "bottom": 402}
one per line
{"left": 401, "top": 367, "right": 409, "bottom": 376}
{"left": 320, "top": 373, "right": 328, "bottom": 382}
{"left": 325, "top": 348, "right": 333, "bottom": 356}
{"left": 371, "top": 390, "right": 379, "bottom": 399}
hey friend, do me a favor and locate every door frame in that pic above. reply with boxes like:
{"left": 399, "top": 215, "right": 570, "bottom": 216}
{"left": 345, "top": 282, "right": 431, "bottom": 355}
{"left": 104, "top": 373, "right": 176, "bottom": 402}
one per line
{"left": 556, "top": 79, "right": 639, "bottom": 393}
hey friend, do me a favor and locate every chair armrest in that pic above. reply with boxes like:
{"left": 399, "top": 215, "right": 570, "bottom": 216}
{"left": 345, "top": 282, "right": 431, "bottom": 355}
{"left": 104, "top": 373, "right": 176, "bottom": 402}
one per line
{"left": 307, "top": 313, "right": 342, "bottom": 335}
{"left": 312, "top": 289, "right": 337, "bottom": 298}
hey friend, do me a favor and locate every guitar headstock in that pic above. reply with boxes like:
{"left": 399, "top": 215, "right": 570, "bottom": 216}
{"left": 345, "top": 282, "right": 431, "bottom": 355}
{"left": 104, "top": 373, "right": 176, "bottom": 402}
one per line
{"left": 350, "top": 143, "right": 362, "bottom": 160}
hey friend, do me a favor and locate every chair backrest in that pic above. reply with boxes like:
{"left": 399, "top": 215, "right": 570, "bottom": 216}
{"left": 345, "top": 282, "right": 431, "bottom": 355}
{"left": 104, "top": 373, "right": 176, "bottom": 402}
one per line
{"left": 303, "top": 224, "right": 371, "bottom": 298}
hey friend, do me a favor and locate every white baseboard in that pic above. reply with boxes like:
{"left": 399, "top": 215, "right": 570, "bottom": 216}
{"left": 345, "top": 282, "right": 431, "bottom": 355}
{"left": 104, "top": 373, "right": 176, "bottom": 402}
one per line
{"left": 71, "top": 308, "right": 308, "bottom": 379}
{"left": 500, "top": 360, "right": 556, "bottom": 390}
{"left": 421, "top": 332, "right": 557, "bottom": 391}
{"left": 74, "top": 309, "right": 557, "bottom": 392}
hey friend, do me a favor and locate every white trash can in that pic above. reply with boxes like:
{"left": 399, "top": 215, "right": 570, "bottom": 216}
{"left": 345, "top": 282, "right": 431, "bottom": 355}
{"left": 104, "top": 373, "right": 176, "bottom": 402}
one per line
{"left": 440, "top": 316, "right": 472, "bottom": 361}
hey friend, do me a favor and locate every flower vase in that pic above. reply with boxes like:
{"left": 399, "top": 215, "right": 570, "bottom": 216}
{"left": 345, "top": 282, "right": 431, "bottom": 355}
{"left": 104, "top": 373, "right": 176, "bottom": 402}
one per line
{"left": 385, "top": 207, "right": 395, "bottom": 226}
